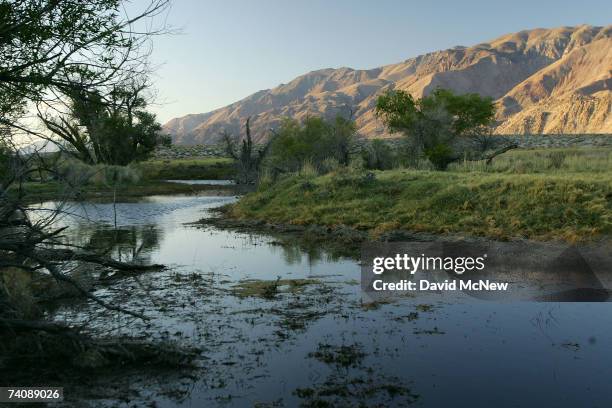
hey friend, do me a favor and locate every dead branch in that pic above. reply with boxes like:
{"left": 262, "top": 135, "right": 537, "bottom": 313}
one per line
{"left": 34, "top": 248, "right": 164, "bottom": 271}
{"left": 485, "top": 143, "right": 519, "bottom": 165}
{"left": 0, "top": 318, "right": 73, "bottom": 335}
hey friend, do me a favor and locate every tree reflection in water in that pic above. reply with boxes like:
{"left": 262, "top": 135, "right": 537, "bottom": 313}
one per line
{"left": 70, "top": 223, "right": 162, "bottom": 265}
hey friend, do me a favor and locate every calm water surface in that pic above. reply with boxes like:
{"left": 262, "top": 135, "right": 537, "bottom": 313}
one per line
{"left": 39, "top": 189, "right": 612, "bottom": 407}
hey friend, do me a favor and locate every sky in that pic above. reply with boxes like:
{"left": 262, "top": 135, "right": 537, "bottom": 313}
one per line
{"left": 144, "top": 0, "right": 612, "bottom": 123}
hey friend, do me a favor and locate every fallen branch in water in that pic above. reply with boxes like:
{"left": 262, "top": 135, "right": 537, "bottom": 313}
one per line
{"left": 39, "top": 260, "right": 150, "bottom": 321}
{"left": 0, "top": 318, "right": 74, "bottom": 334}
{"left": 34, "top": 248, "right": 165, "bottom": 271}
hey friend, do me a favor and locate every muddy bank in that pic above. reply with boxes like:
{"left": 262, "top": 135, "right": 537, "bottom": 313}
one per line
{"left": 195, "top": 210, "right": 512, "bottom": 257}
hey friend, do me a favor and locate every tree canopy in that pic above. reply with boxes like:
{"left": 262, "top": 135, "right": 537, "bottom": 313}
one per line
{"left": 39, "top": 82, "right": 165, "bottom": 164}
{"left": 0, "top": 0, "right": 169, "bottom": 161}
{"left": 375, "top": 88, "right": 496, "bottom": 169}
{"left": 0, "top": 1, "right": 171, "bottom": 329}
{"left": 267, "top": 115, "right": 356, "bottom": 172}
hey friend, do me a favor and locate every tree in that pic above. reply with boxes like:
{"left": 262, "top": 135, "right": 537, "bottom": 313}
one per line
{"left": 0, "top": 0, "right": 169, "bottom": 131}
{"left": 222, "top": 117, "right": 273, "bottom": 184}
{"left": 39, "top": 82, "right": 164, "bottom": 165}
{"left": 0, "top": 139, "right": 9, "bottom": 183}
{"left": 0, "top": 0, "right": 171, "bottom": 343}
{"left": 375, "top": 88, "right": 497, "bottom": 170}
{"left": 267, "top": 115, "right": 357, "bottom": 173}
{"left": 362, "top": 139, "right": 396, "bottom": 170}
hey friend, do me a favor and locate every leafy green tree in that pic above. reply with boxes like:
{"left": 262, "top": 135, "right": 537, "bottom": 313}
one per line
{"left": 39, "top": 83, "right": 164, "bottom": 165}
{"left": 375, "top": 88, "right": 495, "bottom": 170}
{"left": 267, "top": 115, "right": 356, "bottom": 173}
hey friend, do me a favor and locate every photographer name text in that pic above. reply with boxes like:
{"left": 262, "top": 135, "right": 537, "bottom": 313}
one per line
{"left": 371, "top": 279, "right": 509, "bottom": 292}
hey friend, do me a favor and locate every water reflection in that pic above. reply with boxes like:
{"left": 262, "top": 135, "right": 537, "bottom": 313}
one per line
{"left": 40, "top": 193, "right": 612, "bottom": 408}
{"left": 84, "top": 224, "right": 162, "bottom": 264}
{"left": 273, "top": 238, "right": 353, "bottom": 266}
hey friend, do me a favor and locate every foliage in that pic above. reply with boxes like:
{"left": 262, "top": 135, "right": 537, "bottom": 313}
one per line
{"left": 40, "top": 83, "right": 164, "bottom": 165}
{"left": 266, "top": 115, "right": 356, "bottom": 174}
{"left": 547, "top": 151, "right": 567, "bottom": 169}
{"left": 361, "top": 140, "right": 397, "bottom": 170}
{"left": 375, "top": 88, "right": 496, "bottom": 170}
{"left": 424, "top": 143, "right": 455, "bottom": 171}
{"left": 449, "top": 147, "right": 612, "bottom": 174}
{"left": 56, "top": 158, "right": 142, "bottom": 186}
{"left": 0, "top": 0, "right": 172, "bottom": 337}
{"left": 0, "top": 0, "right": 169, "bottom": 131}
{"left": 135, "top": 157, "right": 234, "bottom": 180}
{"left": 230, "top": 168, "right": 611, "bottom": 242}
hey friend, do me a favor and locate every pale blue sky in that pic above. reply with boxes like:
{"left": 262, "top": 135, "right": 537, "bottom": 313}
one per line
{"left": 146, "top": 0, "right": 612, "bottom": 123}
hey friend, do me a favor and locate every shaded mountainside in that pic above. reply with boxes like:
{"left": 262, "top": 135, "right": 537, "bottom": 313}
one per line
{"left": 164, "top": 25, "right": 612, "bottom": 144}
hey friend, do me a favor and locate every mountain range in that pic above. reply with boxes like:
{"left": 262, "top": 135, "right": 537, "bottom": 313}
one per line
{"left": 163, "top": 25, "right": 612, "bottom": 144}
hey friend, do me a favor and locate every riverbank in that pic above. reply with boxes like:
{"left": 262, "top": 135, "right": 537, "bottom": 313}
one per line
{"left": 134, "top": 157, "right": 234, "bottom": 180}
{"left": 219, "top": 168, "right": 611, "bottom": 243}
{"left": 16, "top": 180, "right": 238, "bottom": 201}
{"left": 10, "top": 156, "right": 238, "bottom": 201}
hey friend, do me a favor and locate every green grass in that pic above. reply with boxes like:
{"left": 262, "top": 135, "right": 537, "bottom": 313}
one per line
{"left": 451, "top": 147, "right": 612, "bottom": 173}
{"left": 9, "top": 156, "right": 237, "bottom": 201}
{"left": 13, "top": 180, "right": 233, "bottom": 202}
{"left": 134, "top": 157, "right": 234, "bottom": 180}
{"left": 229, "top": 157, "right": 612, "bottom": 242}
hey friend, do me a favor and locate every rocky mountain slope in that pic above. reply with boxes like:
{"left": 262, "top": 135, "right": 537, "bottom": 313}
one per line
{"left": 164, "top": 25, "right": 611, "bottom": 144}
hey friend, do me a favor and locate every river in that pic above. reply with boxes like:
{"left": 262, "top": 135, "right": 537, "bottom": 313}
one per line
{"left": 36, "top": 185, "right": 612, "bottom": 407}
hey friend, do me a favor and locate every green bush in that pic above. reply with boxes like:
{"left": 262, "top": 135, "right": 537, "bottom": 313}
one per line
{"left": 362, "top": 140, "right": 396, "bottom": 170}
{"left": 375, "top": 88, "right": 496, "bottom": 170}
{"left": 266, "top": 116, "right": 356, "bottom": 174}
{"left": 424, "top": 143, "right": 455, "bottom": 170}
{"left": 329, "top": 167, "right": 376, "bottom": 189}
{"left": 57, "top": 159, "right": 141, "bottom": 186}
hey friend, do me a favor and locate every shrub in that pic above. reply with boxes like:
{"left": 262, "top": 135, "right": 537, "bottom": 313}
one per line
{"left": 329, "top": 167, "right": 376, "bottom": 189}
{"left": 320, "top": 157, "right": 341, "bottom": 174}
{"left": 57, "top": 158, "right": 141, "bottom": 186}
{"left": 298, "top": 160, "right": 319, "bottom": 178}
{"left": 266, "top": 116, "right": 356, "bottom": 174}
{"left": 0, "top": 268, "right": 39, "bottom": 319}
{"left": 547, "top": 151, "right": 566, "bottom": 169}
{"left": 362, "top": 140, "right": 396, "bottom": 170}
{"left": 424, "top": 143, "right": 455, "bottom": 170}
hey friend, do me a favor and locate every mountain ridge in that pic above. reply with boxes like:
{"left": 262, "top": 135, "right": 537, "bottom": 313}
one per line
{"left": 164, "top": 25, "right": 612, "bottom": 144}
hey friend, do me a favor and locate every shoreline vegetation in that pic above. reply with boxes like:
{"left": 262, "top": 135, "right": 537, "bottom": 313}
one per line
{"left": 198, "top": 91, "right": 610, "bottom": 245}
{"left": 18, "top": 179, "right": 237, "bottom": 201}
{"left": 16, "top": 146, "right": 611, "bottom": 242}
{"left": 12, "top": 157, "right": 237, "bottom": 201}
{"left": 210, "top": 147, "right": 612, "bottom": 244}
